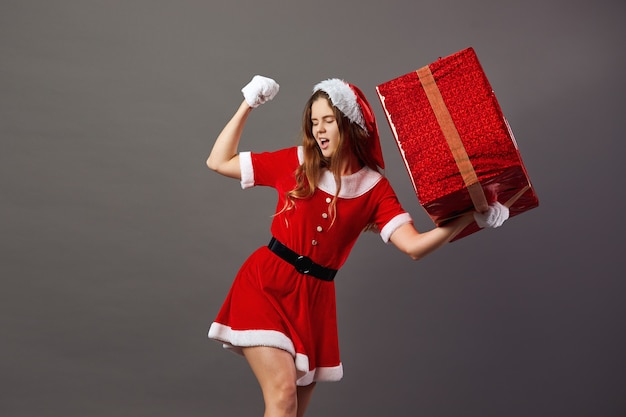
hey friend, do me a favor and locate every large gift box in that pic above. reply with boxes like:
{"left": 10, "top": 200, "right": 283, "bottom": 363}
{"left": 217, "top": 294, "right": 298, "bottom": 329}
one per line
{"left": 376, "top": 47, "right": 538, "bottom": 240}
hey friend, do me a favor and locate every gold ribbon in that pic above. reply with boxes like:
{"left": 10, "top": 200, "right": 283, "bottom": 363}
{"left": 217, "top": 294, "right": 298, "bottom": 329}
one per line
{"left": 417, "top": 65, "right": 489, "bottom": 213}
{"left": 504, "top": 184, "right": 530, "bottom": 208}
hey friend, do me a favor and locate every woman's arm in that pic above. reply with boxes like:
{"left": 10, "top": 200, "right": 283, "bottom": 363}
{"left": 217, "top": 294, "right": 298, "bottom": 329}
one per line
{"left": 206, "top": 75, "right": 279, "bottom": 180}
{"left": 206, "top": 100, "right": 251, "bottom": 180}
{"left": 389, "top": 212, "right": 475, "bottom": 261}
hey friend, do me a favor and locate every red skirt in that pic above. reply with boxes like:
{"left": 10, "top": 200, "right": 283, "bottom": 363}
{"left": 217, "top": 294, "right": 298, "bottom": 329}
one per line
{"left": 208, "top": 246, "right": 343, "bottom": 386}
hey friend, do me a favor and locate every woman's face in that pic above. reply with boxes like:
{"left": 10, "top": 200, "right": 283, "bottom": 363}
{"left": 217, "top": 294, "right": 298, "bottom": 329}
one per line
{"left": 311, "top": 97, "right": 341, "bottom": 158}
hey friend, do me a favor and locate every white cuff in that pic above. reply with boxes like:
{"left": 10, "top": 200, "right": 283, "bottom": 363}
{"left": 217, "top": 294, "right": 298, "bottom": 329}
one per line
{"left": 239, "top": 151, "right": 254, "bottom": 189}
{"left": 380, "top": 212, "right": 413, "bottom": 243}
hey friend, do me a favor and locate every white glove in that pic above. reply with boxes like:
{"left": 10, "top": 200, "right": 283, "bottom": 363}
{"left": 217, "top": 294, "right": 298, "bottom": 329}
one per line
{"left": 241, "top": 75, "right": 279, "bottom": 108}
{"left": 473, "top": 202, "right": 509, "bottom": 228}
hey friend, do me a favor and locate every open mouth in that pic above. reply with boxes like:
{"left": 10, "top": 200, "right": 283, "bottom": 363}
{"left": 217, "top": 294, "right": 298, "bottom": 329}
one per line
{"left": 319, "top": 138, "right": 330, "bottom": 149}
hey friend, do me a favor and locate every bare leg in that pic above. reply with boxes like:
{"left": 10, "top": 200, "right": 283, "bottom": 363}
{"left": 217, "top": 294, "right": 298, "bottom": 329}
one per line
{"left": 296, "top": 383, "right": 316, "bottom": 417}
{"left": 243, "top": 346, "right": 302, "bottom": 417}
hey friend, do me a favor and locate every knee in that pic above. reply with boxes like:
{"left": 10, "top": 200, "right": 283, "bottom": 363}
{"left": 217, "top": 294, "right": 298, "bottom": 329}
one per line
{"left": 267, "top": 380, "right": 298, "bottom": 414}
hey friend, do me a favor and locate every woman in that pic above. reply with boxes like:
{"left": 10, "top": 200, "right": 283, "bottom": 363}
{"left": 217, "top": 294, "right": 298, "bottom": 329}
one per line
{"left": 206, "top": 75, "right": 508, "bottom": 417}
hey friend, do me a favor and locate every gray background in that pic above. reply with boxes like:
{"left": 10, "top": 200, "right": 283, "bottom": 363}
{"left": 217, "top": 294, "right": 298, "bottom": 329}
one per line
{"left": 2, "top": 0, "right": 625, "bottom": 416}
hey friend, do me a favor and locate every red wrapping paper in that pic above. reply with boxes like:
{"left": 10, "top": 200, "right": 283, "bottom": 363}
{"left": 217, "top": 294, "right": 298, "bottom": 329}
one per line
{"left": 376, "top": 47, "right": 538, "bottom": 240}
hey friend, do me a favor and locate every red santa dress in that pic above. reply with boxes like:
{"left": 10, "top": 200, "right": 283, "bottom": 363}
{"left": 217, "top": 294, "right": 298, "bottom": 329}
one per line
{"left": 208, "top": 146, "right": 412, "bottom": 385}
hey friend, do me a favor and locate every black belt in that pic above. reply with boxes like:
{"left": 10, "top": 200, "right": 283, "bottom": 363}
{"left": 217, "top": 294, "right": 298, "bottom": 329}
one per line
{"left": 268, "top": 237, "right": 337, "bottom": 281}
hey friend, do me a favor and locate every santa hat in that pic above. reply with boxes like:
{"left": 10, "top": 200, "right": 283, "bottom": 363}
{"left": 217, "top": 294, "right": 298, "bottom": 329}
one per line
{"left": 313, "top": 79, "right": 385, "bottom": 169}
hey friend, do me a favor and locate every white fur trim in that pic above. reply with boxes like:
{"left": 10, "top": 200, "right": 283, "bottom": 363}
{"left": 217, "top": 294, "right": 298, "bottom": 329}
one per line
{"left": 239, "top": 151, "right": 254, "bottom": 189}
{"left": 208, "top": 322, "right": 344, "bottom": 385}
{"left": 296, "top": 362, "right": 344, "bottom": 386}
{"left": 313, "top": 79, "right": 365, "bottom": 130}
{"left": 380, "top": 212, "right": 413, "bottom": 243}
{"left": 209, "top": 322, "right": 295, "bottom": 355}
{"left": 317, "top": 166, "right": 383, "bottom": 198}
{"left": 297, "top": 145, "right": 304, "bottom": 164}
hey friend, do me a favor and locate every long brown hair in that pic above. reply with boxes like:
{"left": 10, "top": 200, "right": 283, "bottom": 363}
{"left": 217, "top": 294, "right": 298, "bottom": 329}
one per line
{"left": 278, "top": 90, "right": 380, "bottom": 225}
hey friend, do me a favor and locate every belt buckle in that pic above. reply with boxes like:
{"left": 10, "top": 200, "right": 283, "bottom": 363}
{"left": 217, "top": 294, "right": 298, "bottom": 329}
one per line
{"left": 294, "top": 255, "right": 313, "bottom": 275}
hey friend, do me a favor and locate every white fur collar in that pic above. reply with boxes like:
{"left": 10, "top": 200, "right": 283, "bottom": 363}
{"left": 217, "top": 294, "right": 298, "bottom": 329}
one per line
{"left": 295, "top": 146, "right": 383, "bottom": 198}
{"left": 318, "top": 166, "right": 383, "bottom": 198}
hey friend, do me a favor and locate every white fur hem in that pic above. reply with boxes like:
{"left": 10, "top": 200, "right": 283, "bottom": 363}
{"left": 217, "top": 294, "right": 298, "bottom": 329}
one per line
{"left": 380, "top": 212, "right": 413, "bottom": 243}
{"left": 296, "top": 362, "right": 344, "bottom": 386}
{"left": 208, "top": 322, "right": 344, "bottom": 385}
{"left": 239, "top": 151, "right": 254, "bottom": 189}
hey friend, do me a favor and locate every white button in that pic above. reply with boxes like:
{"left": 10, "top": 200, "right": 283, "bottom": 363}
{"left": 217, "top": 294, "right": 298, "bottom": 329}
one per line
{"left": 322, "top": 213, "right": 328, "bottom": 219}
{"left": 311, "top": 239, "right": 318, "bottom": 246}
{"left": 325, "top": 197, "right": 331, "bottom": 203}
{"left": 317, "top": 226, "right": 323, "bottom": 232}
